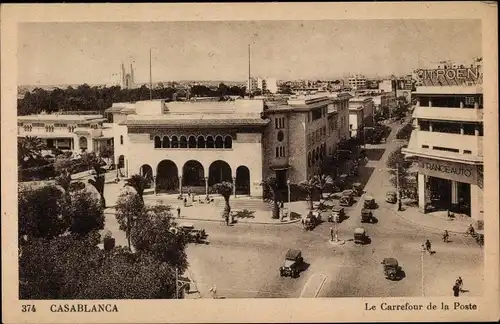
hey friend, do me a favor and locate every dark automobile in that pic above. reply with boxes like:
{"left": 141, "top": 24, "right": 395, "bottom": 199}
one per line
{"left": 178, "top": 222, "right": 207, "bottom": 243}
{"left": 363, "top": 195, "right": 377, "bottom": 209}
{"left": 386, "top": 191, "right": 397, "bottom": 204}
{"left": 354, "top": 227, "right": 368, "bottom": 244}
{"left": 279, "top": 249, "right": 304, "bottom": 278}
{"left": 381, "top": 258, "right": 401, "bottom": 280}
{"left": 361, "top": 209, "right": 374, "bottom": 223}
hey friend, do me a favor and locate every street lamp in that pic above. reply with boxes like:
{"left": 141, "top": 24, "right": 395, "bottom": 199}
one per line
{"left": 287, "top": 179, "right": 291, "bottom": 206}
{"left": 420, "top": 245, "right": 425, "bottom": 296}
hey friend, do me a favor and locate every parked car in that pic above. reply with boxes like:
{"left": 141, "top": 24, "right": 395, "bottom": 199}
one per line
{"left": 354, "top": 227, "right": 369, "bottom": 244}
{"left": 328, "top": 206, "right": 345, "bottom": 223}
{"left": 361, "top": 209, "right": 374, "bottom": 223}
{"left": 386, "top": 191, "right": 397, "bottom": 204}
{"left": 177, "top": 222, "right": 207, "bottom": 243}
{"left": 363, "top": 195, "right": 377, "bottom": 209}
{"left": 381, "top": 258, "right": 402, "bottom": 280}
{"left": 279, "top": 249, "right": 304, "bottom": 278}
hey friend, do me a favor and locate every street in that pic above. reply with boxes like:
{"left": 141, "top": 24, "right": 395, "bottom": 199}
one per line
{"left": 184, "top": 124, "right": 483, "bottom": 298}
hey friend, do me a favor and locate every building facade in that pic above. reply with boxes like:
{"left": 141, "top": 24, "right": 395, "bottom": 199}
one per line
{"left": 348, "top": 74, "right": 367, "bottom": 90}
{"left": 402, "top": 63, "right": 483, "bottom": 220}
{"left": 348, "top": 97, "right": 374, "bottom": 137}
{"left": 17, "top": 114, "right": 113, "bottom": 155}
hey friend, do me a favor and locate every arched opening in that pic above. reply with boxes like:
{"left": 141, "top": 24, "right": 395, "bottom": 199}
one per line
{"left": 197, "top": 135, "right": 206, "bottom": 148}
{"left": 171, "top": 136, "right": 179, "bottom": 148}
{"left": 206, "top": 135, "right": 215, "bottom": 148}
{"left": 182, "top": 160, "right": 205, "bottom": 188}
{"left": 224, "top": 135, "right": 233, "bottom": 149}
{"left": 215, "top": 135, "right": 224, "bottom": 148}
{"left": 208, "top": 160, "right": 232, "bottom": 186}
{"left": 180, "top": 136, "right": 188, "bottom": 148}
{"left": 154, "top": 136, "right": 161, "bottom": 148}
{"left": 79, "top": 137, "right": 88, "bottom": 150}
{"left": 118, "top": 155, "right": 125, "bottom": 176}
{"left": 140, "top": 164, "right": 153, "bottom": 189}
{"left": 235, "top": 166, "right": 250, "bottom": 195}
{"left": 162, "top": 136, "right": 170, "bottom": 148}
{"left": 188, "top": 135, "right": 197, "bottom": 148}
{"left": 156, "top": 160, "right": 179, "bottom": 193}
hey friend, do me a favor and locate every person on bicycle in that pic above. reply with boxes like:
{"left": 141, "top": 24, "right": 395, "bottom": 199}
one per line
{"left": 443, "top": 230, "right": 449, "bottom": 243}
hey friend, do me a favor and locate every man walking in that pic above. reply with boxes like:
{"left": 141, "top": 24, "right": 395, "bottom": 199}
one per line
{"left": 176, "top": 205, "right": 181, "bottom": 218}
{"left": 453, "top": 283, "right": 460, "bottom": 297}
{"left": 425, "top": 239, "right": 432, "bottom": 254}
{"left": 330, "top": 227, "right": 334, "bottom": 241}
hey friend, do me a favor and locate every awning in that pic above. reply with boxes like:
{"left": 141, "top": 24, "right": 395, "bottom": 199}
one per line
{"left": 270, "top": 164, "right": 291, "bottom": 171}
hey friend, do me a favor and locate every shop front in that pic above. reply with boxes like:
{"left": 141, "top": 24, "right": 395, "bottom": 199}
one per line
{"left": 417, "top": 157, "right": 483, "bottom": 219}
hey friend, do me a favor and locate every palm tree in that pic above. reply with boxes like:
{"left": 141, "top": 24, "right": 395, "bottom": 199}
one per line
{"left": 124, "top": 174, "right": 150, "bottom": 203}
{"left": 261, "top": 176, "right": 280, "bottom": 219}
{"left": 212, "top": 182, "right": 233, "bottom": 225}
{"left": 18, "top": 136, "right": 46, "bottom": 165}
{"left": 299, "top": 174, "right": 334, "bottom": 211}
{"left": 88, "top": 164, "right": 106, "bottom": 208}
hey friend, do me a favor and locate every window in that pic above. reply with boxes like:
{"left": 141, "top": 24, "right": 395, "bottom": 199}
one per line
{"left": 120, "top": 135, "right": 124, "bottom": 145}
{"left": 277, "top": 131, "right": 284, "bottom": 142}
{"left": 419, "top": 121, "right": 430, "bottom": 131}
{"left": 464, "top": 150, "right": 472, "bottom": 154}
{"left": 275, "top": 146, "right": 285, "bottom": 158}
{"left": 463, "top": 123, "right": 476, "bottom": 135}
{"left": 154, "top": 136, "right": 161, "bottom": 148}
{"left": 422, "top": 145, "right": 429, "bottom": 149}
{"left": 162, "top": 136, "right": 170, "bottom": 148}
{"left": 311, "top": 108, "right": 322, "bottom": 121}
{"left": 224, "top": 136, "right": 232, "bottom": 149}
{"left": 275, "top": 147, "right": 279, "bottom": 158}
{"left": 433, "top": 146, "right": 459, "bottom": 153}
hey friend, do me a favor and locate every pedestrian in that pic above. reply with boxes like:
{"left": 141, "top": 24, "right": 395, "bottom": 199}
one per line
{"left": 397, "top": 200, "right": 402, "bottom": 211}
{"left": 280, "top": 201, "right": 284, "bottom": 208}
{"left": 176, "top": 205, "right": 181, "bottom": 218}
{"left": 183, "top": 197, "right": 187, "bottom": 207}
{"left": 443, "top": 230, "right": 449, "bottom": 243}
{"left": 453, "top": 283, "right": 460, "bottom": 297}
{"left": 330, "top": 227, "right": 334, "bottom": 241}
{"left": 456, "top": 277, "right": 463, "bottom": 291}
{"left": 425, "top": 239, "right": 432, "bottom": 253}
{"left": 209, "top": 284, "right": 217, "bottom": 299}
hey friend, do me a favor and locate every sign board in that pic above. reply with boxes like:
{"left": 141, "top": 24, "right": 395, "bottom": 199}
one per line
{"left": 414, "top": 66, "right": 482, "bottom": 86}
{"left": 417, "top": 157, "right": 478, "bottom": 184}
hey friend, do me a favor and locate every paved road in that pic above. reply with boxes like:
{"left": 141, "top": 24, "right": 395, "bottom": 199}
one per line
{"left": 185, "top": 123, "right": 483, "bottom": 298}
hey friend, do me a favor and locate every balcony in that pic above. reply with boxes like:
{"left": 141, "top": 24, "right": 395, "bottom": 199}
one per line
{"left": 412, "top": 105, "right": 483, "bottom": 122}
{"left": 74, "top": 128, "right": 102, "bottom": 137}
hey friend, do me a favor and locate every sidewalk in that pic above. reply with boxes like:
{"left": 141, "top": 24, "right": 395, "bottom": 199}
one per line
{"left": 392, "top": 206, "right": 473, "bottom": 234}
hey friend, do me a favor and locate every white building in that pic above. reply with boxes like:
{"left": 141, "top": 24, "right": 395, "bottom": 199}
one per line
{"left": 348, "top": 97, "right": 374, "bottom": 137}
{"left": 403, "top": 63, "right": 483, "bottom": 220}
{"left": 348, "top": 75, "right": 367, "bottom": 90}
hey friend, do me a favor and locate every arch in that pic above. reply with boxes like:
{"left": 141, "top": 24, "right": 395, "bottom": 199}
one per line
{"left": 162, "top": 136, "right": 170, "bottom": 148}
{"left": 215, "top": 135, "right": 224, "bottom": 148}
{"left": 171, "top": 135, "right": 179, "bottom": 148}
{"left": 180, "top": 135, "right": 188, "bottom": 148}
{"left": 235, "top": 165, "right": 250, "bottom": 195}
{"left": 79, "top": 137, "right": 88, "bottom": 149}
{"left": 224, "top": 135, "right": 233, "bottom": 149}
{"left": 206, "top": 135, "right": 215, "bottom": 148}
{"left": 188, "top": 135, "right": 197, "bottom": 148}
{"left": 140, "top": 164, "right": 154, "bottom": 188}
{"left": 154, "top": 136, "right": 161, "bottom": 148}
{"left": 197, "top": 135, "right": 206, "bottom": 148}
{"left": 182, "top": 160, "right": 205, "bottom": 187}
{"left": 156, "top": 160, "right": 179, "bottom": 193}
{"left": 118, "top": 155, "right": 125, "bottom": 169}
{"left": 208, "top": 160, "right": 232, "bottom": 186}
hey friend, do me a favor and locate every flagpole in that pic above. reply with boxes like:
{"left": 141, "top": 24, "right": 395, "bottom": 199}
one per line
{"left": 149, "top": 48, "right": 153, "bottom": 101}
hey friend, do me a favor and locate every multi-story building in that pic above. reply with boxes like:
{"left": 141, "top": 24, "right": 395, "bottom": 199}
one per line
{"left": 348, "top": 97, "right": 374, "bottom": 137}
{"left": 402, "top": 62, "right": 483, "bottom": 220}
{"left": 17, "top": 113, "right": 114, "bottom": 154}
{"left": 371, "top": 92, "right": 396, "bottom": 113}
{"left": 348, "top": 74, "right": 367, "bottom": 90}
{"left": 265, "top": 77, "right": 278, "bottom": 94}
{"left": 103, "top": 95, "right": 350, "bottom": 198}
{"left": 246, "top": 77, "right": 259, "bottom": 94}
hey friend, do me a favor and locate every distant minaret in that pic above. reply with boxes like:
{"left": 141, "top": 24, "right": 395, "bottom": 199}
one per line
{"left": 130, "top": 63, "right": 135, "bottom": 88}
{"left": 120, "top": 63, "right": 126, "bottom": 88}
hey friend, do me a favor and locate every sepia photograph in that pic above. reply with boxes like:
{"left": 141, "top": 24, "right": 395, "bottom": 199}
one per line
{"left": 2, "top": 2, "right": 498, "bottom": 323}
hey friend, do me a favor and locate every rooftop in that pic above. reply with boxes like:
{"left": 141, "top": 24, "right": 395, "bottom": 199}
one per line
{"left": 413, "top": 85, "right": 483, "bottom": 95}
{"left": 18, "top": 114, "right": 105, "bottom": 122}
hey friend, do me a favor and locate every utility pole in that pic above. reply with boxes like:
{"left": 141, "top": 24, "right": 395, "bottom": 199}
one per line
{"left": 248, "top": 44, "right": 251, "bottom": 96}
{"left": 175, "top": 267, "right": 179, "bottom": 299}
{"left": 421, "top": 246, "right": 425, "bottom": 296}
{"left": 149, "top": 49, "right": 153, "bottom": 101}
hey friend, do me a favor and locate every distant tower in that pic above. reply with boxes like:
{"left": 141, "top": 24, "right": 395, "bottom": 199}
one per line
{"left": 120, "top": 62, "right": 135, "bottom": 89}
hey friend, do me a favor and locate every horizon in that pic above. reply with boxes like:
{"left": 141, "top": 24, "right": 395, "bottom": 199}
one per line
{"left": 18, "top": 20, "right": 481, "bottom": 86}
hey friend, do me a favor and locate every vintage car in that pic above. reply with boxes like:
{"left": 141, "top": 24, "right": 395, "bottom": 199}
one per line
{"left": 352, "top": 183, "right": 363, "bottom": 196}
{"left": 354, "top": 227, "right": 368, "bottom": 244}
{"left": 342, "top": 189, "right": 355, "bottom": 198}
{"left": 339, "top": 195, "right": 353, "bottom": 207}
{"left": 386, "top": 191, "right": 397, "bottom": 204}
{"left": 279, "top": 249, "right": 304, "bottom": 278}
{"left": 363, "top": 195, "right": 377, "bottom": 209}
{"left": 303, "top": 212, "right": 320, "bottom": 230}
{"left": 361, "top": 209, "right": 374, "bottom": 223}
{"left": 381, "top": 258, "right": 401, "bottom": 280}
{"left": 178, "top": 222, "right": 206, "bottom": 243}
{"left": 328, "top": 206, "right": 345, "bottom": 223}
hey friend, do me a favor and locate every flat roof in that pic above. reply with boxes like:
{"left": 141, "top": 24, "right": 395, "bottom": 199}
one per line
{"left": 121, "top": 116, "right": 269, "bottom": 127}
{"left": 413, "top": 85, "right": 482, "bottom": 95}
{"left": 18, "top": 114, "right": 104, "bottom": 122}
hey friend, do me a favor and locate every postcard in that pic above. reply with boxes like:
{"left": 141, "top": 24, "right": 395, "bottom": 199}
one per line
{"left": 1, "top": 2, "right": 498, "bottom": 323}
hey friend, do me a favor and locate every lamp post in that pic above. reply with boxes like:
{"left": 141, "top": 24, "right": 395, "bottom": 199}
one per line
{"left": 420, "top": 245, "right": 425, "bottom": 296}
{"left": 287, "top": 179, "right": 291, "bottom": 206}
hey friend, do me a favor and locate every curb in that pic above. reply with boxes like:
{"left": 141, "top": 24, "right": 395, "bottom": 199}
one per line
{"left": 176, "top": 217, "right": 302, "bottom": 225}
{"left": 390, "top": 208, "right": 465, "bottom": 235}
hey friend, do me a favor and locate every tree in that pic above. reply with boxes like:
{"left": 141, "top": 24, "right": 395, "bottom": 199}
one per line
{"left": 99, "top": 144, "right": 114, "bottom": 164}
{"left": 212, "top": 182, "right": 233, "bottom": 224}
{"left": 131, "top": 204, "right": 188, "bottom": 273}
{"left": 88, "top": 161, "right": 107, "bottom": 208}
{"left": 261, "top": 176, "right": 280, "bottom": 219}
{"left": 124, "top": 174, "right": 150, "bottom": 203}
{"left": 299, "top": 174, "right": 334, "bottom": 211}
{"left": 18, "top": 185, "right": 67, "bottom": 241}
{"left": 18, "top": 136, "right": 46, "bottom": 166}
{"left": 67, "top": 190, "right": 105, "bottom": 237}
{"left": 115, "top": 191, "right": 144, "bottom": 250}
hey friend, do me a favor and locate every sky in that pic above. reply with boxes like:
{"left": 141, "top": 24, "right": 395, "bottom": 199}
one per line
{"left": 18, "top": 20, "right": 481, "bottom": 86}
